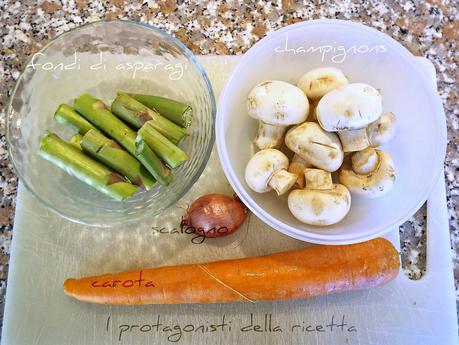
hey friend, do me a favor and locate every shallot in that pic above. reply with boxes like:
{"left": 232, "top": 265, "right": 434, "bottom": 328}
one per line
{"left": 181, "top": 194, "right": 248, "bottom": 238}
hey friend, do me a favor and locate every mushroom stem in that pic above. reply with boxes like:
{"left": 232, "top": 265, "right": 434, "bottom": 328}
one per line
{"left": 338, "top": 129, "right": 370, "bottom": 153}
{"left": 288, "top": 154, "right": 312, "bottom": 189}
{"left": 254, "top": 122, "right": 286, "bottom": 150}
{"left": 304, "top": 168, "right": 333, "bottom": 190}
{"left": 268, "top": 169, "right": 298, "bottom": 195}
{"left": 308, "top": 101, "right": 319, "bottom": 122}
{"left": 351, "top": 147, "right": 379, "bottom": 174}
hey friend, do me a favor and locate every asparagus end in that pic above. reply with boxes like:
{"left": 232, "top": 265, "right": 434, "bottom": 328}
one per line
{"left": 68, "top": 133, "right": 83, "bottom": 150}
{"left": 138, "top": 122, "right": 189, "bottom": 169}
{"left": 182, "top": 106, "right": 193, "bottom": 128}
{"left": 112, "top": 93, "right": 187, "bottom": 144}
{"left": 39, "top": 132, "right": 138, "bottom": 201}
{"left": 54, "top": 104, "right": 99, "bottom": 135}
{"left": 130, "top": 93, "right": 192, "bottom": 128}
{"left": 135, "top": 137, "right": 173, "bottom": 187}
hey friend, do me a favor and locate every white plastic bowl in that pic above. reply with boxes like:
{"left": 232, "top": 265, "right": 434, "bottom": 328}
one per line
{"left": 216, "top": 19, "right": 447, "bottom": 244}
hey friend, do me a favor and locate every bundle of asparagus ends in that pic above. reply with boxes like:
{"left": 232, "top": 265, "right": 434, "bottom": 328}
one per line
{"left": 38, "top": 93, "right": 192, "bottom": 201}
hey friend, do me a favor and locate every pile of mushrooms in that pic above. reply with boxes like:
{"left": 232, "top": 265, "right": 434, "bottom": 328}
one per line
{"left": 244, "top": 67, "right": 397, "bottom": 226}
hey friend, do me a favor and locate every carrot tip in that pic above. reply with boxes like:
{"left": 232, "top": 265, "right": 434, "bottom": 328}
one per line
{"left": 63, "top": 278, "right": 76, "bottom": 295}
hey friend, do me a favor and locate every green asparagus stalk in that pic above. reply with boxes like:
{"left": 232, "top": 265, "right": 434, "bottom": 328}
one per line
{"left": 74, "top": 94, "right": 170, "bottom": 187}
{"left": 129, "top": 93, "right": 192, "bottom": 127}
{"left": 111, "top": 93, "right": 187, "bottom": 144}
{"left": 56, "top": 121, "right": 158, "bottom": 190}
{"left": 68, "top": 133, "right": 83, "bottom": 150}
{"left": 54, "top": 104, "right": 100, "bottom": 135}
{"left": 74, "top": 94, "right": 138, "bottom": 156}
{"left": 38, "top": 132, "right": 138, "bottom": 201}
{"left": 135, "top": 138, "right": 173, "bottom": 186}
{"left": 138, "top": 121, "right": 189, "bottom": 169}
{"left": 81, "top": 129, "right": 155, "bottom": 190}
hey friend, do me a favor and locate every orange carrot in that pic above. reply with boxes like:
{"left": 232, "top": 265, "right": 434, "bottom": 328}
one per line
{"left": 64, "top": 238, "right": 399, "bottom": 305}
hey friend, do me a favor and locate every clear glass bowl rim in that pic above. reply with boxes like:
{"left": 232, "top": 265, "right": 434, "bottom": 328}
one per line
{"left": 5, "top": 19, "right": 217, "bottom": 227}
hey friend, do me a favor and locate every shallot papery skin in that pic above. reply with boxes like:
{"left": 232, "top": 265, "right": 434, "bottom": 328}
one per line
{"left": 182, "top": 194, "right": 248, "bottom": 237}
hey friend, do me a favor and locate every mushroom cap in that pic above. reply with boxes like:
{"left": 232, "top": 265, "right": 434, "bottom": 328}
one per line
{"left": 288, "top": 184, "right": 351, "bottom": 226}
{"left": 245, "top": 149, "right": 289, "bottom": 193}
{"left": 317, "top": 83, "right": 383, "bottom": 131}
{"left": 247, "top": 80, "right": 309, "bottom": 126}
{"left": 339, "top": 149, "right": 396, "bottom": 198}
{"left": 297, "top": 67, "right": 348, "bottom": 100}
{"left": 367, "top": 111, "right": 397, "bottom": 147}
{"left": 285, "top": 122, "right": 344, "bottom": 172}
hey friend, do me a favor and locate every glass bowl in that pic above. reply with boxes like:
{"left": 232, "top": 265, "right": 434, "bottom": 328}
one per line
{"left": 6, "top": 20, "right": 216, "bottom": 227}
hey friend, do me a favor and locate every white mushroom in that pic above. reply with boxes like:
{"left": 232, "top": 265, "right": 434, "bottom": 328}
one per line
{"left": 288, "top": 168, "right": 351, "bottom": 226}
{"left": 285, "top": 122, "right": 344, "bottom": 172}
{"left": 317, "top": 83, "right": 383, "bottom": 131}
{"left": 316, "top": 83, "right": 383, "bottom": 152}
{"left": 288, "top": 154, "right": 313, "bottom": 189}
{"left": 247, "top": 80, "right": 309, "bottom": 150}
{"left": 339, "top": 147, "right": 396, "bottom": 198}
{"left": 245, "top": 149, "right": 297, "bottom": 195}
{"left": 367, "top": 112, "right": 397, "bottom": 147}
{"left": 297, "top": 67, "right": 348, "bottom": 100}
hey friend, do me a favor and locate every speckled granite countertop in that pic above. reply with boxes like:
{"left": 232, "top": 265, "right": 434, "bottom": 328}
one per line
{"left": 0, "top": 0, "right": 457, "bottom": 328}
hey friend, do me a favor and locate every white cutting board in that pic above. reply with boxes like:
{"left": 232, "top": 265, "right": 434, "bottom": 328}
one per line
{"left": 2, "top": 56, "right": 457, "bottom": 345}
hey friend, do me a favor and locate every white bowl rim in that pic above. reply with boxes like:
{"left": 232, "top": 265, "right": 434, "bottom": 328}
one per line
{"left": 216, "top": 19, "right": 447, "bottom": 244}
